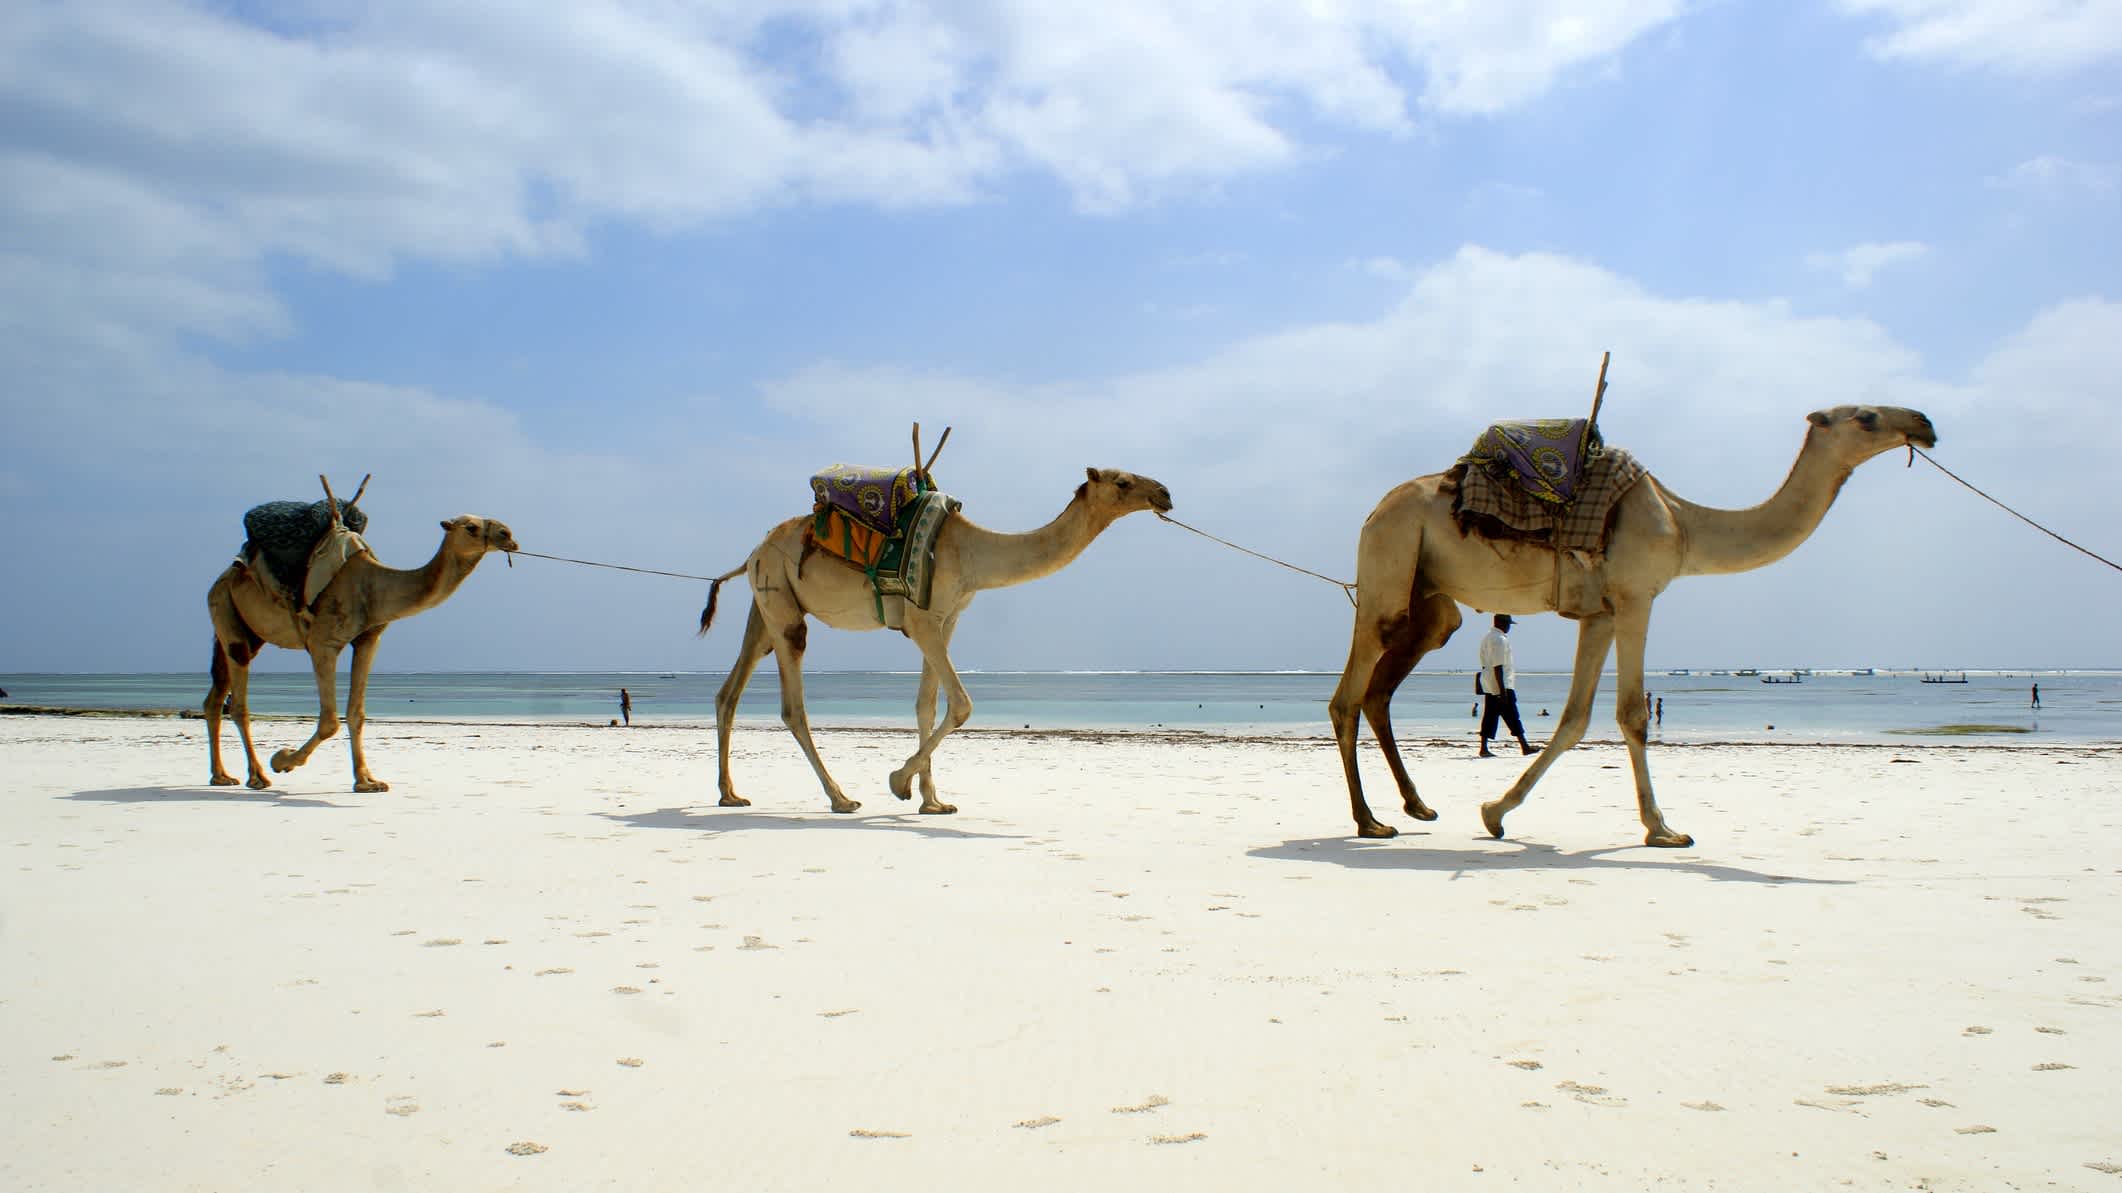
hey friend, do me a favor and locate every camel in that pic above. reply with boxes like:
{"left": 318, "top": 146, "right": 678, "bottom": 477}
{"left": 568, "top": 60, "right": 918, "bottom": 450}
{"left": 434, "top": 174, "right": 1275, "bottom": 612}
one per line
{"left": 205, "top": 513, "right": 519, "bottom": 792}
{"left": 697, "top": 467, "right": 1174, "bottom": 814}
{"left": 1329, "top": 404, "right": 1936, "bottom": 847}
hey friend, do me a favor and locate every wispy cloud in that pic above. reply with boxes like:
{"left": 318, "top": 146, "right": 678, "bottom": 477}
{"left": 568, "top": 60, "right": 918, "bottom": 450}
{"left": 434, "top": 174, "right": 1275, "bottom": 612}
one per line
{"left": 1837, "top": 0, "right": 2122, "bottom": 72}
{"left": 1805, "top": 240, "right": 1932, "bottom": 288}
{"left": 1988, "top": 155, "right": 2122, "bottom": 198}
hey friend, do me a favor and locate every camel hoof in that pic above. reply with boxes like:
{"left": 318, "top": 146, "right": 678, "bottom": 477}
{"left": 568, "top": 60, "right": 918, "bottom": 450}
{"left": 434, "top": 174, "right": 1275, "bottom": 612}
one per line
{"left": 246, "top": 774, "right": 273, "bottom": 791}
{"left": 1646, "top": 831, "right": 1694, "bottom": 848}
{"left": 354, "top": 779, "right": 389, "bottom": 794}
{"left": 1480, "top": 802, "right": 1508, "bottom": 839}
{"left": 918, "top": 802, "right": 958, "bottom": 815}
{"left": 210, "top": 774, "right": 238, "bottom": 787}
{"left": 1404, "top": 803, "right": 1439, "bottom": 823}
{"left": 269, "top": 749, "right": 298, "bottom": 773}
{"left": 831, "top": 799, "right": 862, "bottom": 814}
{"left": 718, "top": 794, "right": 752, "bottom": 808}
{"left": 888, "top": 769, "right": 915, "bottom": 800}
{"left": 1357, "top": 822, "right": 1398, "bottom": 839}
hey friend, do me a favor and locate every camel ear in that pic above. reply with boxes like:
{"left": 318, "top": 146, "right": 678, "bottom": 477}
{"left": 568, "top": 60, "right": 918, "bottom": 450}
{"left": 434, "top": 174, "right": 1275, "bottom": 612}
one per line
{"left": 439, "top": 519, "right": 450, "bottom": 531}
{"left": 1806, "top": 410, "right": 1832, "bottom": 428}
{"left": 1085, "top": 467, "right": 1106, "bottom": 484}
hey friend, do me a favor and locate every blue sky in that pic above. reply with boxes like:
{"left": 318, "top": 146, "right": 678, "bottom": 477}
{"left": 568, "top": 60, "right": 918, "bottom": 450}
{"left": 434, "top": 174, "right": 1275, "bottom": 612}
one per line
{"left": 2, "top": 0, "right": 2118, "bottom": 676}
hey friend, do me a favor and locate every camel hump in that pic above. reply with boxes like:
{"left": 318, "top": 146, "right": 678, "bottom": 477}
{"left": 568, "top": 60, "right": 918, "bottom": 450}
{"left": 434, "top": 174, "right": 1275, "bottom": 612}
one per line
{"left": 241, "top": 498, "right": 369, "bottom": 604}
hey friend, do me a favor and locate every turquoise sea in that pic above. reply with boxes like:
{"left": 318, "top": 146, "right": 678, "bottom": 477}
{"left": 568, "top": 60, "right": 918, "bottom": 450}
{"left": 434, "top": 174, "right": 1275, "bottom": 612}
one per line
{"left": 3, "top": 669, "right": 2117, "bottom": 746}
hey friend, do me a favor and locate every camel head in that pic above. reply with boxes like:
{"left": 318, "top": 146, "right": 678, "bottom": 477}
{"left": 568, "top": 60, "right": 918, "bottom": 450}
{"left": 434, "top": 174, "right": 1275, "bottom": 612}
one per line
{"left": 438, "top": 514, "right": 520, "bottom": 559}
{"left": 1803, "top": 405, "right": 1938, "bottom": 467}
{"left": 1080, "top": 467, "right": 1175, "bottom": 518}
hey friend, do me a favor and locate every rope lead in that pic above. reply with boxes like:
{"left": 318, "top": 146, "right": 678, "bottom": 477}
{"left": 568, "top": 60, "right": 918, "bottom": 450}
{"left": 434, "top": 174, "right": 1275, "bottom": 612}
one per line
{"left": 1914, "top": 449, "right": 2121, "bottom": 575}
{"left": 1156, "top": 513, "right": 1358, "bottom": 606}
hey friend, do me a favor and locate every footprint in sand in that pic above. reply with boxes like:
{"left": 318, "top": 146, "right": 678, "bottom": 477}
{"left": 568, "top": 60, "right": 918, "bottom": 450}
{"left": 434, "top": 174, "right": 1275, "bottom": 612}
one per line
{"left": 1150, "top": 1132, "right": 1206, "bottom": 1145}
{"left": 384, "top": 1096, "right": 420, "bottom": 1117}
{"left": 739, "top": 936, "right": 778, "bottom": 951}
{"left": 1955, "top": 1125, "right": 1996, "bottom": 1135}
{"left": 505, "top": 1141, "right": 547, "bottom": 1156}
{"left": 1112, "top": 1095, "right": 1170, "bottom": 1114}
{"left": 1556, "top": 1081, "right": 1626, "bottom": 1107}
{"left": 617, "top": 1057, "right": 644, "bottom": 1068}
{"left": 423, "top": 938, "right": 461, "bottom": 947}
{"left": 849, "top": 1129, "right": 910, "bottom": 1139}
{"left": 1681, "top": 1101, "right": 1725, "bottom": 1112}
{"left": 1014, "top": 1115, "right": 1061, "bottom": 1129}
{"left": 1506, "top": 1059, "right": 1543, "bottom": 1070}
{"left": 2032, "top": 1062, "right": 2075, "bottom": 1071}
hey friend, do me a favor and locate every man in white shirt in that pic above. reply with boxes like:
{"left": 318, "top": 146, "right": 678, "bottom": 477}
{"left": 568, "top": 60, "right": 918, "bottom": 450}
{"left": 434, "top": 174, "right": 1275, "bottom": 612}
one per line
{"left": 1477, "top": 614, "right": 1535, "bottom": 757}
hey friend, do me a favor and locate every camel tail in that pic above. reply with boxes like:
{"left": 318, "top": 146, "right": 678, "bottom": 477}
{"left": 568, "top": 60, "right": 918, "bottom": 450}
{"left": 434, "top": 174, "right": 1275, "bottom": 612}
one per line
{"left": 696, "top": 565, "right": 748, "bottom": 637}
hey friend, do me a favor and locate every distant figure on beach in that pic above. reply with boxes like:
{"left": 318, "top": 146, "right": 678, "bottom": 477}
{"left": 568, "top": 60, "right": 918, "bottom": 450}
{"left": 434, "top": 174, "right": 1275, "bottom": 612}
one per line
{"left": 1655, "top": 697, "right": 1663, "bottom": 727}
{"left": 2031, "top": 683, "right": 2040, "bottom": 710}
{"left": 620, "top": 687, "right": 632, "bottom": 727}
{"left": 1477, "top": 614, "right": 1535, "bottom": 758}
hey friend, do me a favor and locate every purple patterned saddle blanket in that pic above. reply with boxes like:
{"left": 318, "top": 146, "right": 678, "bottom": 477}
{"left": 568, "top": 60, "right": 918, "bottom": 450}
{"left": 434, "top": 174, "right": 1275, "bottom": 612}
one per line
{"left": 811, "top": 464, "right": 923, "bottom": 535}
{"left": 1461, "top": 419, "right": 1598, "bottom": 504}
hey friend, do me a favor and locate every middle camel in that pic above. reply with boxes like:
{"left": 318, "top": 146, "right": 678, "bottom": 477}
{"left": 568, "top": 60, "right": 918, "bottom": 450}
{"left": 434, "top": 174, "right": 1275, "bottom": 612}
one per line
{"left": 698, "top": 467, "right": 1173, "bottom": 814}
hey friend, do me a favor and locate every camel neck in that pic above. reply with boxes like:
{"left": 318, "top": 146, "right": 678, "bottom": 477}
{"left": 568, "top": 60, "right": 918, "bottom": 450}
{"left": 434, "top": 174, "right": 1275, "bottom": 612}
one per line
{"left": 953, "top": 492, "right": 1112, "bottom": 592}
{"left": 1668, "top": 432, "right": 1853, "bottom": 577}
{"left": 360, "top": 544, "right": 482, "bottom": 619}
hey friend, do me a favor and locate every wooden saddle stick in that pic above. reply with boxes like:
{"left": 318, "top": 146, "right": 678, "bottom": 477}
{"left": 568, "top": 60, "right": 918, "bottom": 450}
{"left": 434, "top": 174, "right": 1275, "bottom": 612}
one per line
{"left": 1587, "top": 350, "right": 1611, "bottom": 429}
{"left": 318, "top": 474, "right": 343, "bottom": 528}
{"left": 911, "top": 422, "right": 923, "bottom": 477}
{"left": 920, "top": 425, "right": 952, "bottom": 484}
{"left": 346, "top": 473, "right": 371, "bottom": 509}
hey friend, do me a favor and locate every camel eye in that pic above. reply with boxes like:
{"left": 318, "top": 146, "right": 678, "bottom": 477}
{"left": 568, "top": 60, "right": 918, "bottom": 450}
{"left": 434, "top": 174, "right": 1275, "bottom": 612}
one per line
{"left": 1856, "top": 410, "right": 1879, "bottom": 430}
{"left": 1117, "top": 478, "right": 1133, "bottom": 490}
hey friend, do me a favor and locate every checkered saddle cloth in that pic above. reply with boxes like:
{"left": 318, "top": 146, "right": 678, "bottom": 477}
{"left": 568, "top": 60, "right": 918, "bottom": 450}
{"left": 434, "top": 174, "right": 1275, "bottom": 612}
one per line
{"left": 1452, "top": 421, "right": 1647, "bottom": 557}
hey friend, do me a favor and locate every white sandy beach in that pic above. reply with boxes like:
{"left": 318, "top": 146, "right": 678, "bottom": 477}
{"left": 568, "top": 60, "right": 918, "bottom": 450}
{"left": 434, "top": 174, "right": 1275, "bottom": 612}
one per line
{"left": 2, "top": 713, "right": 2117, "bottom": 1191}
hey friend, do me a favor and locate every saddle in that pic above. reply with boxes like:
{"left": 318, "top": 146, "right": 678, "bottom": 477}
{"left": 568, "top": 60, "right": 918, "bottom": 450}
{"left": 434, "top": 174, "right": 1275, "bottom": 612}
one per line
{"left": 811, "top": 464, "right": 922, "bottom": 535}
{"left": 803, "top": 466, "right": 960, "bottom": 626}
{"left": 1450, "top": 419, "right": 1648, "bottom": 616}
{"left": 239, "top": 498, "right": 370, "bottom": 609}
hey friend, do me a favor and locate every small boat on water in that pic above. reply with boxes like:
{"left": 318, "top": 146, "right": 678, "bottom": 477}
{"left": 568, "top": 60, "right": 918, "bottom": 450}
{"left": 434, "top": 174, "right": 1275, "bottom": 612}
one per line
{"left": 1761, "top": 672, "right": 1804, "bottom": 684}
{"left": 1921, "top": 672, "right": 1969, "bottom": 684}
{"left": 1666, "top": 669, "right": 1690, "bottom": 677}
{"left": 1734, "top": 668, "right": 1759, "bottom": 677}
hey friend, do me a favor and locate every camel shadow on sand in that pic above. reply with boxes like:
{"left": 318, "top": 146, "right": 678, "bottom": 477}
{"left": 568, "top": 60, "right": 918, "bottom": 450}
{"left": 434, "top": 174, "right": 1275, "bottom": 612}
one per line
{"left": 1250, "top": 835, "right": 1850, "bottom": 886}
{"left": 65, "top": 786, "right": 351, "bottom": 810}
{"left": 601, "top": 806, "right": 1025, "bottom": 842}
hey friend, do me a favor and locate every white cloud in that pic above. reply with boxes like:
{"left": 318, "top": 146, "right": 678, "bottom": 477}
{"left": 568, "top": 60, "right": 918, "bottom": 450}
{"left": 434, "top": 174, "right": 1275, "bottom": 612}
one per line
{"left": 1988, "top": 154, "right": 2122, "bottom": 198}
{"left": 6, "top": 243, "right": 2116, "bottom": 671}
{"left": 1805, "top": 240, "right": 1932, "bottom": 288}
{"left": 1838, "top": 0, "right": 2122, "bottom": 72}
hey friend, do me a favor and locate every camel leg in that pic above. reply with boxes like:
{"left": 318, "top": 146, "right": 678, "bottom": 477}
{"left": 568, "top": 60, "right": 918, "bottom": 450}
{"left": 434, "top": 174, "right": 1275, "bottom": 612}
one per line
{"left": 770, "top": 618, "right": 859, "bottom": 814}
{"left": 1482, "top": 614, "right": 1614, "bottom": 839}
{"left": 1363, "top": 593, "right": 1461, "bottom": 823}
{"left": 272, "top": 643, "right": 345, "bottom": 776}
{"left": 906, "top": 662, "right": 940, "bottom": 805}
{"left": 889, "top": 618, "right": 969, "bottom": 814}
{"left": 713, "top": 604, "right": 773, "bottom": 808}
{"left": 346, "top": 628, "right": 388, "bottom": 793}
{"left": 205, "top": 638, "right": 265, "bottom": 788}
{"left": 206, "top": 639, "right": 236, "bottom": 785}
{"left": 1330, "top": 543, "right": 1424, "bottom": 838}
{"left": 1611, "top": 602, "right": 1690, "bottom": 847}
{"left": 904, "top": 610, "right": 960, "bottom": 808}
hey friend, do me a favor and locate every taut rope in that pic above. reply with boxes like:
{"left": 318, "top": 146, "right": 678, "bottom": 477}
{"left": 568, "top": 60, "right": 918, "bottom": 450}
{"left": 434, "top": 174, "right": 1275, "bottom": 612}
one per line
{"left": 1914, "top": 448, "right": 2121, "bottom": 575}
{"left": 1156, "top": 513, "right": 1358, "bottom": 606}
{"left": 505, "top": 549, "right": 720, "bottom": 582}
